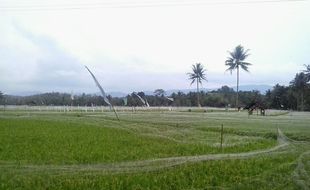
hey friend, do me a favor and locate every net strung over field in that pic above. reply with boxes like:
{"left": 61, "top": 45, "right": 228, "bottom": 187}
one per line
{"left": 0, "top": 109, "right": 309, "bottom": 189}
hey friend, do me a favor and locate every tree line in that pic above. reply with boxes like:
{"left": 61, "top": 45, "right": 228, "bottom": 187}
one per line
{"left": 0, "top": 80, "right": 309, "bottom": 111}
{"left": 0, "top": 45, "right": 309, "bottom": 110}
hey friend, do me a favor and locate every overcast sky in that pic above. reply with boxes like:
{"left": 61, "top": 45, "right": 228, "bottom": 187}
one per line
{"left": 0, "top": 0, "right": 309, "bottom": 95}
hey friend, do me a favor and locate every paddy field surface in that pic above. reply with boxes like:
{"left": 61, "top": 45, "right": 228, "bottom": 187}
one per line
{"left": 0, "top": 107, "right": 309, "bottom": 189}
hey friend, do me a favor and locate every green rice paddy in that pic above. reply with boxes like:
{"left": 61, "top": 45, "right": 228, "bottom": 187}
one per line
{"left": 0, "top": 108, "right": 309, "bottom": 189}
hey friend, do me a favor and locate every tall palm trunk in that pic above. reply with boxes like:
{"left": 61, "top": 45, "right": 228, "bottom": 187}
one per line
{"left": 236, "top": 66, "right": 239, "bottom": 109}
{"left": 197, "top": 79, "right": 200, "bottom": 107}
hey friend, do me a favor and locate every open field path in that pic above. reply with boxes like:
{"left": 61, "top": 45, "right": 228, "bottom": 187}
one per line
{"left": 292, "top": 150, "right": 310, "bottom": 189}
{"left": 0, "top": 128, "right": 296, "bottom": 175}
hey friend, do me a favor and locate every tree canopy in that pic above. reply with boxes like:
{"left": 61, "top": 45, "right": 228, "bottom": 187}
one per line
{"left": 187, "top": 63, "right": 207, "bottom": 107}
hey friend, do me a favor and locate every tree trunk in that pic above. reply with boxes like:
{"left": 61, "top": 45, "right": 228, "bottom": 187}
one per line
{"left": 236, "top": 66, "right": 239, "bottom": 109}
{"left": 197, "top": 79, "right": 200, "bottom": 107}
{"left": 301, "top": 90, "right": 304, "bottom": 111}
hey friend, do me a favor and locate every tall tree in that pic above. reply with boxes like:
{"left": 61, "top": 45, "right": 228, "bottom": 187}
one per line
{"left": 303, "top": 64, "right": 310, "bottom": 83}
{"left": 225, "top": 45, "right": 251, "bottom": 108}
{"left": 153, "top": 89, "right": 165, "bottom": 106}
{"left": 154, "top": 89, "right": 165, "bottom": 97}
{"left": 290, "top": 72, "right": 308, "bottom": 111}
{"left": 0, "top": 91, "right": 3, "bottom": 105}
{"left": 187, "top": 63, "right": 207, "bottom": 107}
{"left": 265, "top": 84, "right": 290, "bottom": 110}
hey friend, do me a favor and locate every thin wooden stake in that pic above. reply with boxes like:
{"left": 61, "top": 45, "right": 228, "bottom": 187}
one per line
{"left": 220, "top": 124, "right": 224, "bottom": 151}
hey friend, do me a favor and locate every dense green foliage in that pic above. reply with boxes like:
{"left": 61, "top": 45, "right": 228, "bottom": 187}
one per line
{"left": 0, "top": 91, "right": 3, "bottom": 104}
{"left": 1, "top": 82, "right": 309, "bottom": 110}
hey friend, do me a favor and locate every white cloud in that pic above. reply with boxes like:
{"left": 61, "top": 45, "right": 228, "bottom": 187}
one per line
{"left": 0, "top": 0, "right": 310, "bottom": 94}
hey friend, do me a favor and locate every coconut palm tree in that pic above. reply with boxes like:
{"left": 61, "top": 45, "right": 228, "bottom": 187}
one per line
{"left": 225, "top": 45, "right": 251, "bottom": 109}
{"left": 187, "top": 63, "right": 207, "bottom": 107}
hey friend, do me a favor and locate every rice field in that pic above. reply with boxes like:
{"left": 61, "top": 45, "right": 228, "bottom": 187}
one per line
{"left": 0, "top": 107, "right": 309, "bottom": 189}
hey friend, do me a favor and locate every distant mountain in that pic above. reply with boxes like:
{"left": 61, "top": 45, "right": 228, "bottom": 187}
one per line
{"left": 143, "top": 89, "right": 207, "bottom": 96}
{"left": 8, "top": 91, "right": 42, "bottom": 96}
{"left": 107, "top": 91, "right": 128, "bottom": 98}
{"left": 232, "top": 85, "right": 272, "bottom": 94}
{"left": 145, "top": 84, "right": 272, "bottom": 96}
{"left": 7, "top": 84, "right": 272, "bottom": 97}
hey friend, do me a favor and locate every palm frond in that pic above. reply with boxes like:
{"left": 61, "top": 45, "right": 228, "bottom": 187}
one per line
{"left": 190, "top": 79, "right": 196, "bottom": 85}
{"left": 201, "top": 74, "right": 207, "bottom": 81}
{"left": 226, "top": 66, "right": 235, "bottom": 74}
{"left": 239, "top": 61, "right": 252, "bottom": 66}
{"left": 229, "top": 51, "right": 235, "bottom": 59}
{"left": 242, "top": 49, "right": 251, "bottom": 60}
{"left": 225, "top": 45, "right": 251, "bottom": 73}
{"left": 240, "top": 64, "right": 249, "bottom": 72}
{"left": 303, "top": 64, "right": 310, "bottom": 73}
{"left": 188, "top": 63, "right": 207, "bottom": 85}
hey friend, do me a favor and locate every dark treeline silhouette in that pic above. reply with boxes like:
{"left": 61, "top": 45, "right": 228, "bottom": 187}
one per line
{"left": 0, "top": 84, "right": 309, "bottom": 111}
{"left": 1, "top": 64, "right": 309, "bottom": 110}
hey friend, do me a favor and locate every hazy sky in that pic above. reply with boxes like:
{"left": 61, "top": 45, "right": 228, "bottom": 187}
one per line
{"left": 1, "top": 0, "right": 309, "bottom": 95}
